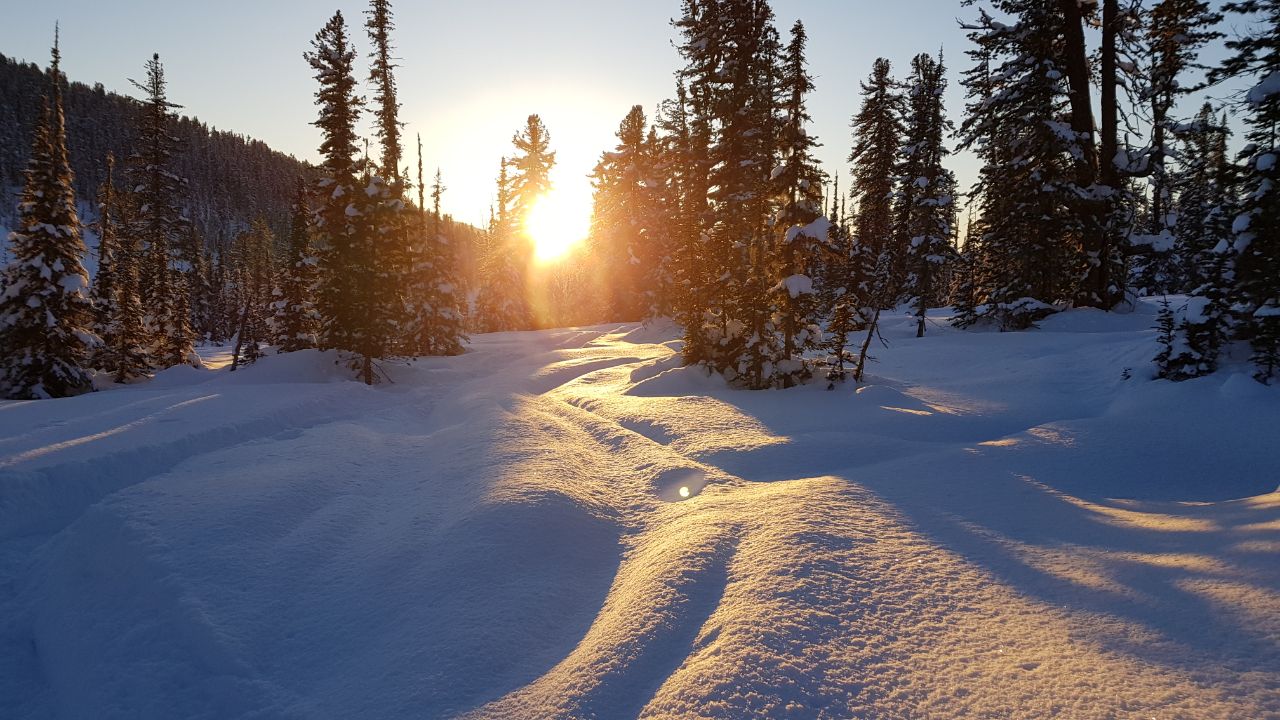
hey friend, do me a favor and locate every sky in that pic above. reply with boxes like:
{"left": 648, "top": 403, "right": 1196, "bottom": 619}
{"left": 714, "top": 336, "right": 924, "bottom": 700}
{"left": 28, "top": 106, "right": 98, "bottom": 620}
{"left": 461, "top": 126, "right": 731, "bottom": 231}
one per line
{"left": 0, "top": 1, "right": 1251, "bottom": 229}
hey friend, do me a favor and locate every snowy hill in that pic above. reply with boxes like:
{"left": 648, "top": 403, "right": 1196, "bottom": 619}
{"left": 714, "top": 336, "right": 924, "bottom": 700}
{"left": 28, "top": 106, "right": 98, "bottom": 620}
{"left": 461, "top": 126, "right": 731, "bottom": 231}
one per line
{"left": 1, "top": 303, "right": 1277, "bottom": 719}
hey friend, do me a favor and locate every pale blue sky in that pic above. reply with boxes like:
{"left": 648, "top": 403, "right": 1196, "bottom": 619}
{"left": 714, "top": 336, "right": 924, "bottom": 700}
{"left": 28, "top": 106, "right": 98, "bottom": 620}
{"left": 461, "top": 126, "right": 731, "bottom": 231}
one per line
{"left": 0, "top": 1, "right": 1246, "bottom": 226}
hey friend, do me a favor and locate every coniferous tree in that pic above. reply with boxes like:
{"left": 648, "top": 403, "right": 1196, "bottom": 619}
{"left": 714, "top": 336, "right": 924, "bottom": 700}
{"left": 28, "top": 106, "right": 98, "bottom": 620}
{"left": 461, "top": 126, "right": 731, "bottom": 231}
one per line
{"left": 128, "top": 53, "right": 199, "bottom": 368}
{"left": 1130, "top": 0, "right": 1223, "bottom": 295}
{"left": 771, "top": 20, "right": 827, "bottom": 386}
{"left": 1215, "top": 0, "right": 1280, "bottom": 382}
{"left": 697, "top": 0, "right": 785, "bottom": 389}
{"left": 475, "top": 159, "right": 531, "bottom": 332}
{"left": 306, "top": 11, "right": 380, "bottom": 384}
{"left": 896, "top": 51, "right": 957, "bottom": 337}
{"left": 90, "top": 153, "right": 120, "bottom": 347}
{"left": 849, "top": 58, "right": 905, "bottom": 293}
{"left": 366, "top": 0, "right": 403, "bottom": 186}
{"left": 0, "top": 32, "right": 97, "bottom": 398}
{"left": 670, "top": 2, "right": 722, "bottom": 365}
{"left": 590, "top": 105, "right": 662, "bottom": 321}
{"left": 272, "top": 180, "right": 319, "bottom": 352}
{"left": 955, "top": 4, "right": 1081, "bottom": 329}
{"left": 426, "top": 167, "right": 467, "bottom": 354}
{"left": 1172, "top": 105, "right": 1236, "bottom": 294}
{"left": 364, "top": 0, "right": 414, "bottom": 359}
{"left": 230, "top": 219, "right": 274, "bottom": 369}
{"left": 90, "top": 155, "right": 151, "bottom": 382}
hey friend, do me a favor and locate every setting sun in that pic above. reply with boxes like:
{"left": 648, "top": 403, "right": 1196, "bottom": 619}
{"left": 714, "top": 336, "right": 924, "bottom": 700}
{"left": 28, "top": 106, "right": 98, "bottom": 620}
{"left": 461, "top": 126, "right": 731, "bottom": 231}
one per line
{"left": 526, "top": 190, "right": 591, "bottom": 263}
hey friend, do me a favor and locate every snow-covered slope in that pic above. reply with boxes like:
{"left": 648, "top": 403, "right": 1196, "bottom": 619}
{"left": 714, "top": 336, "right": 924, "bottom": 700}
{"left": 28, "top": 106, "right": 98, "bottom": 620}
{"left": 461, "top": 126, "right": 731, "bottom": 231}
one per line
{"left": 1, "top": 304, "right": 1277, "bottom": 719}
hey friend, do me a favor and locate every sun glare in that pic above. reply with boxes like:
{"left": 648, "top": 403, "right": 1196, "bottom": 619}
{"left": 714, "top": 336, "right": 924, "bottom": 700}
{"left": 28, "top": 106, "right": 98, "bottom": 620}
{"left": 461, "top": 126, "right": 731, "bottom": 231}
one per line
{"left": 527, "top": 191, "right": 591, "bottom": 263}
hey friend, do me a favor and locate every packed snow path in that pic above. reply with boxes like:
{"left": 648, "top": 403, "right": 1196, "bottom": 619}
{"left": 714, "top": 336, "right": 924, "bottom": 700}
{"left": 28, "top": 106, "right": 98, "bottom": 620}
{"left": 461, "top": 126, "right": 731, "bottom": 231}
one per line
{"left": 1, "top": 306, "right": 1277, "bottom": 719}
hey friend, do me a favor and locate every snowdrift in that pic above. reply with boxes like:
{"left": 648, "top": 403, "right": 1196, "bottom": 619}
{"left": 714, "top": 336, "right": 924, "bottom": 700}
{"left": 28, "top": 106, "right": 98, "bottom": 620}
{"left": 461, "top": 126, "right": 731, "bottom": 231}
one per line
{"left": 1, "top": 306, "right": 1277, "bottom": 719}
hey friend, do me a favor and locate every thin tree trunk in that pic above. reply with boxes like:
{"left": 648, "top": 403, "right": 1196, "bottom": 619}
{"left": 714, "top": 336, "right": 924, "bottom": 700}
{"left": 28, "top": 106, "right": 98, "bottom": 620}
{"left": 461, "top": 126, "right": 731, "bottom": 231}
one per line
{"left": 854, "top": 307, "right": 882, "bottom": 383}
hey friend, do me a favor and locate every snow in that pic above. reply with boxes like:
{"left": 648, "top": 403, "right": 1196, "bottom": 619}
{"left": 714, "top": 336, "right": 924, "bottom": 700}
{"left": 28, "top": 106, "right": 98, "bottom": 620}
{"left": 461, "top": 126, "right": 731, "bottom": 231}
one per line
{"left": 1258, "top": 153, "right": 1277, "bottom": 172}
{"left": 784, "top": 216, "right": 832, "bottom": 244}
{"left": 777, "top": 274, "right": 813, "bottom": 298}
{"left": 1248, "top": 70, "right": 1280, "bottom": 106}
{"left": 1, "top": 305, "right": 1278, "bottom": 719}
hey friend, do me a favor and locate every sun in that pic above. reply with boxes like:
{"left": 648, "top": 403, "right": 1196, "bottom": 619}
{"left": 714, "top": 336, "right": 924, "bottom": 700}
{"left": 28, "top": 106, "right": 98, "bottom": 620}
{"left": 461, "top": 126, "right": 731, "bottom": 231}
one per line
{"left": 526, "top": 191, "right": 591, "bottom": 263}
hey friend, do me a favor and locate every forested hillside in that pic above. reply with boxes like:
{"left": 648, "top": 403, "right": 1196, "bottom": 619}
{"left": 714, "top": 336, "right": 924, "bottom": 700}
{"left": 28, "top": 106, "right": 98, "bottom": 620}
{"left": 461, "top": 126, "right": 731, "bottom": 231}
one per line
{"left": 0, "top": 52, "right": 308, "bottom": 240}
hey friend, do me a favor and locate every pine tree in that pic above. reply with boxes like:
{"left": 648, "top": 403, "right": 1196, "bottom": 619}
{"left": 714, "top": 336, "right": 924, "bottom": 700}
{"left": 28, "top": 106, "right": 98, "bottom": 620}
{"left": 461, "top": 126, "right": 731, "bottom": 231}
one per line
{"left": 475, "top": 158, "right": 532, "bottom": 332}
{"left": 955, "top": 4, "right": 1081, "bottom": 329}
{"left": 427, "top": 167, "right": 467, "bottom": 354}
{"left": 590, "top": 105, "right": 662, "bottom": 321}
{"left": 306, "top": 11, "right": 381, "bottom": 384}
{"left": 0, "top": 31, "right": 97, "bottom": 399}
{"left": 128, "top": 53, "right": 199, "bottom": 368}
{"left": 699, "top": 0, "right": 784, "bottom": 389}
{"left": 475, "top": 115, "right": 554, "bottom": 332}
{"left": 1172, "top": 105, "right": 1236, "bottom": 294}
{"left": 90, "top": 153, "right": 120, "bottom": 346}
{"left": 849, "top": 58, "right": 904, "bottom": 293}
{"left": 272, "top": 180, "right": 319, "bottom": 352}
{"left": 90, "top": 154, "right": 151, "bottom": 381}
{"left": 771, "top": 20, "right": 826, "bottom": 386}
{"left": 364, "top": 0, "right": 414, "bottom": 359}
{"left": 365, "top": 0, "right": 403, "bottom": 186}
{"left": 1215, "top": 1, "right": 1280, "bottom": 383}
{"left": 230, "top": 219, "right": 274, "bottom": 369}
{"left": 670, "top": 2, "right": 721, "bottom": 365}
{"left": 1130, "top": 0, "right": 1223, "bottom": 296}
{"left": 896, "top": 51, "right": 957, "bottom": 337}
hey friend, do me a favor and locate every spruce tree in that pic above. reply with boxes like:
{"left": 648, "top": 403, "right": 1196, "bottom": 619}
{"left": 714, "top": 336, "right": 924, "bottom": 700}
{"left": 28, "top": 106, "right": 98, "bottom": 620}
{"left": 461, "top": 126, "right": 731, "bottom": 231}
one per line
{"left": 590, "top": 105, "right": 662, "bottom": 321}
{"left": 896, "top": 51, "right": 957, "bottom": 337}
{"left": 90, "top": 153, "right": 120, "bottom": 348}
{"left": 306, "top": 11, "right": 380, "bottom": 384}
{"left": 771, "top": 20, "right": 826, "bottom": 386}
{"left": 128, "top": 53, "right": 199, "bottom": 368}
{"left": 426, "top": 167, "right": 467, "bottom": 354}
{"left": 364, "top": 0, "right": 413, "bottom": 358}
{"left": 230, "top": 219, "right": 274, "bottom": 369}
{"left": 477, "top": 115, "right": 554, "bottom": 331}
{"left": 475, "top": 159, "right": 532, "bottom": 332}
{"left": 1216, "top": 0, "right": 1280, "bottom": 382}
{"left": 90, "top": 154, "right": 151, "bottom": 382}
{"left": 849, "top": 58, "right": 904, "bottom": 292}
{"left": 0, "top": 32, "right": 97, "bottom": 399}
{"left": 955, "top": 4, "right": 1081, "bottom": 329}
{"left": 272, "top": 180, "right": 319, "bottom": 352}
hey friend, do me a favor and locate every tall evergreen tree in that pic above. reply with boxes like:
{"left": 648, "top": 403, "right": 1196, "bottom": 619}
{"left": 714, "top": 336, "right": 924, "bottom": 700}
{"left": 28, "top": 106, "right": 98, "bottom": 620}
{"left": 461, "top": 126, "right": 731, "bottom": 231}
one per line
{"left": 426, "top": 167, "right": 467, "bottom": 354}
{"left": 230, "top": 219, "right": 275, "bottom": 369}
{"left": 896, "top": 51, "right": 957, "bottom": 337}
{"left": 306, "top": 11, "right": 381, "bottom": 384}
{"left": 128, "top": 53, "right": 199, "bottom": 368}
{"left": 475, "top": 158, "right": 532, "bottom": 332}
{"left": 849, "top": 58, "right": 904, "bottom": 289}
{"left": 1216, "top": 0, "right": 1280, "bottom": 382}
{"left": 272, "top": 180, "right": 319, "bottom": 352}
{"left": 955, "top": 4, "right": 1081, "bottom": 329}
{"left": 590, "top": 105, "right": 662, "bottom": 321}
{"left": 771, "top": 20, "right": 827, "bottom": 385}
{"left": 365, "top": 0, "right": 404, "bottom": 186}
{"left": 0, "top": 31, "right": 97, "bottom": 399}
{"left": 89, "top": 154, "right": 151, "bottom": 382}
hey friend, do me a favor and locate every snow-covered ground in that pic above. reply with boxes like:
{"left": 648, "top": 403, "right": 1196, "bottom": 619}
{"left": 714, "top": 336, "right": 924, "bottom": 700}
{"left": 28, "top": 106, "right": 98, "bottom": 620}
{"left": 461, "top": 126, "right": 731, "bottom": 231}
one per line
{"left": 1, "top": 302, "right": 1277, "bottom": 719}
